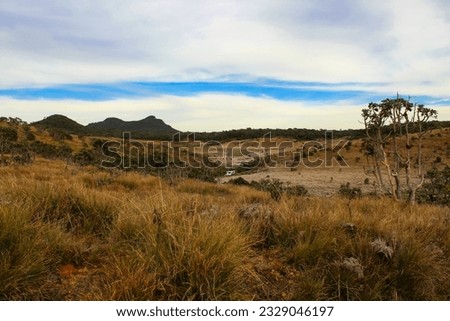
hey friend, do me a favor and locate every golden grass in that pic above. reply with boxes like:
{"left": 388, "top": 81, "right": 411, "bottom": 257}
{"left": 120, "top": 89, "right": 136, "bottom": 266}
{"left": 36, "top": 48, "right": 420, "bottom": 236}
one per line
{"left": 0, "top": 160, "right": 449, "bottom": 300}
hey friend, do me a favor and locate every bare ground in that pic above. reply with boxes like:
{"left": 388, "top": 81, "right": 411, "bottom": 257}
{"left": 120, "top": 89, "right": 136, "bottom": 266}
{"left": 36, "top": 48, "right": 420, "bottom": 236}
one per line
{"left": 220, "top": 165, "right": 376, "bottom": 196}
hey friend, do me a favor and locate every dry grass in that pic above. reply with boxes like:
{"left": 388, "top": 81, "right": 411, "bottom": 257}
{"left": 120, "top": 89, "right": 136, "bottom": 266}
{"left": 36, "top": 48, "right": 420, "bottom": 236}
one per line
{"left": 0, "top": 160, "right": 449, "bottom": 300}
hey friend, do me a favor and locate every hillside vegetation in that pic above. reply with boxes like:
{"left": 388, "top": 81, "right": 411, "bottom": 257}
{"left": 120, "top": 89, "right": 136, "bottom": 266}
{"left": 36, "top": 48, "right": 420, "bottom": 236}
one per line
{"left": 1, "top": 116, "right": 449, "bottom": 300}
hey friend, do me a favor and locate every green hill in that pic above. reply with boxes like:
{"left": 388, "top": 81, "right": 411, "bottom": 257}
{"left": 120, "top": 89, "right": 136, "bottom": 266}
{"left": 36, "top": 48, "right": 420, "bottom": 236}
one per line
{"left": 86, "top": 115, "right": 178, "bottom": 135}
{"left": 33, "top": 114, "right": 86, "bottom": 134}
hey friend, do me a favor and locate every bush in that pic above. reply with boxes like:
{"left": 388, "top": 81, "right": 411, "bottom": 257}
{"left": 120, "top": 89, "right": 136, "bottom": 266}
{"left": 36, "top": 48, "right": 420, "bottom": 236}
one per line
{"left": 236, "top": 178, "right": 308, "bottom": 200}
{"left": 345, "top": 141, "right": 352, "bottom": 151}
{"left": 49, "top": 129, "right": 73, "bottom": 141}
{"left": 339, "top": 183, "right": 362, "bottom": 199}
{"left": 23, "top": 126, "right": 36, "bottom": 141}
{"left": 11, "top": 147, "right": 34, "bottom": 165}
{"left": 185, "top": 167, "right": 224, "bottom": 183}
{"left": 253, "top": 178, "right": 284, "bottom": 201}
{"left": 25, "top": 131, "right": 36, "bottom": 141}
{"left": 285, "top": 184, "right": 308, "bottom": 197}
{"left": 0, "top": 127, "right": 18, "bottom": 142}
{"left": 30, "top": 141, "right": 72, "bottom": 159}
{"left": 417, "top": 166, "right": 450, "bottom": 206}
{"left": 228, "top": 177, "right": 250, "bottom": 186}
{"left": 73, "top": 149, "right": 96, "bottom": 166}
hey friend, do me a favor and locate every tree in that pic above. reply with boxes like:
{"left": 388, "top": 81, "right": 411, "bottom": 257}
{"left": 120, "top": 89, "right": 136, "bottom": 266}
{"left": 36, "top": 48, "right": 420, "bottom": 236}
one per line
{"left": 362, "top": 95, "right": 437, "bottom": 204}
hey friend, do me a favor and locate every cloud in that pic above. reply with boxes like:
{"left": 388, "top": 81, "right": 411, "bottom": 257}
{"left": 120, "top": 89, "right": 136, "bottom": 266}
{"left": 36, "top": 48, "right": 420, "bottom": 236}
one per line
{"left": 1, "top": 95, "right": 449, "bottom": 132}
{"left": 0, "top": 0, "right": 449, "bottom": 131}
{"left": 0, "top": 0, "right": 449, "bottom": 96}
{"left": 2, "top": 80, "right": 449, "bottom": 108}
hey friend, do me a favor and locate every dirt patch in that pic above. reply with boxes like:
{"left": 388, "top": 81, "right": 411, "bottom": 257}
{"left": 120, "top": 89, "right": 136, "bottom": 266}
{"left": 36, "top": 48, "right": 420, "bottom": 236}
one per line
{"left": 220, "top": 166, "right": 375, "bottom": 196}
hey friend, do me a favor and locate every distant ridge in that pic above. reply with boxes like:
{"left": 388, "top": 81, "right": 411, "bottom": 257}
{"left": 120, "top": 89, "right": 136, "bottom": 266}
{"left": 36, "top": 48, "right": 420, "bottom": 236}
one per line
{"left": 27, "top": 114, "right": 450, "bottom": 141}
{"left": 32, "top": 114, "right": 178, "bottom": 138}
{"left": 87, "top": 115, "right": 178, "bottom": 134}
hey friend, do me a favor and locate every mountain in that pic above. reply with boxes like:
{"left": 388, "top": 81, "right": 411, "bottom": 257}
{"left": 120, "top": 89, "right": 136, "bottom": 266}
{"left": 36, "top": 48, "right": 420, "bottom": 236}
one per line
{"left": 86, "top": 115, "right": 178, "bottom": 135}
{"left": 33, "top": 114, "right": 86, "bottom": 134}
{"left": 32, "top": 114, "right": 178, "bottom": 138}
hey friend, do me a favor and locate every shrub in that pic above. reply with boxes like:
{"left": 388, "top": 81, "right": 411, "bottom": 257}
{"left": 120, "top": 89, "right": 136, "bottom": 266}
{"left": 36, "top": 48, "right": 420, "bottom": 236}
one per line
{"left": 0, "top": 127, "right": 19, "bottom": 164}
{"left": 345, "top": 141, "right": 352, "bottom": 151}
{"left": 49, "top": 129, "right": 73, "bottom": 141}
{"left": 30, "top": 141, "right": 72, "bottom": 159}
{"left": 12, "top": 147, "right": 34, "bottom": 165}
{"left": 185, "top": 167, "right": 223, "bottom": 183}
{"left": 339, "top": 183, "right": 362, "bottom": 199}
{"left": 73, "top": 149, "right": 96, "bottom": 166}
{"left": 253, "top": 178, "right": 284, "bottom": 201}
{"left": 228, "top": 177, "right": 250, "bottom": 186}
{"left": 417, "top": 166, "right": 450, "bottom": 206}
{"left": 0, "top": 127, "right": 18, "bottom": 142}
{"left": 285, "top": 184, "right": 308, "bottom": 197}
{"left": 25, "top": 131, "right": 36, "bottom": 141}
{"left": 23, "top": 126, "right": 36, "bottom": 141}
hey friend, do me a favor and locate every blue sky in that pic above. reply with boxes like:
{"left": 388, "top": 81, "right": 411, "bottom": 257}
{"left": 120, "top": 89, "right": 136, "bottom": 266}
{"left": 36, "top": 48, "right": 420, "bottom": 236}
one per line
{"left": 0, "top": 80, "right": 395, "bottom": 102}
{"left": 0, "top": 0, "right": 449, "bottom": 131}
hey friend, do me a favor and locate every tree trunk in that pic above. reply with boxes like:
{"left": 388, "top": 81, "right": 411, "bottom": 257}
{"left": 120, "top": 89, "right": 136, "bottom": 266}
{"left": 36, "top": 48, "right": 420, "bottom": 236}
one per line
{"left": 394, "top": 175, "right": 402, "bottom": 199}
{"left": 409, "top": 188, "right": 417, "bottom": 205}
{"left": 381, "top": 149, "right": 398, "bottom": 201}
{"left": 376, "top": 163, "right": 384, "bottom": 189}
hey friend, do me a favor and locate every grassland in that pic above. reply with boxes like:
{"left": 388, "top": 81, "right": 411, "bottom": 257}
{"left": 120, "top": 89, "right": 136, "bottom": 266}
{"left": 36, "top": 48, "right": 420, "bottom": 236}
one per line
{"left": 1, "top": 159, "right": 449, "bottom": 300}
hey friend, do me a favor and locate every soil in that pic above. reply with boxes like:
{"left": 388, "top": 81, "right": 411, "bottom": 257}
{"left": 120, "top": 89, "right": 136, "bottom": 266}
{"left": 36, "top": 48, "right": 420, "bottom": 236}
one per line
{"left": 220, "top": 166, "right": 377, "bottom": 196}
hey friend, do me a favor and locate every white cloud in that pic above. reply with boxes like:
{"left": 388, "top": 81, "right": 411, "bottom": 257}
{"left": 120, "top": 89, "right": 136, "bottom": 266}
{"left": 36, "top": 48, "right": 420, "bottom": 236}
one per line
{"left": 1, "top": 95, "right": 449, "bottom": 132}
{"left": 1, "top": 0, "right": 448, "bottom": 136}
{"left": 0, "top": 0, "right": 449, "bottom": 97}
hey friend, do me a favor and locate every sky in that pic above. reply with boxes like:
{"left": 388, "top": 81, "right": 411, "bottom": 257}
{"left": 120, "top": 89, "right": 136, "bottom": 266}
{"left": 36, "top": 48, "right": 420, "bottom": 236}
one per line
{"left": 0, "top": 0, "right": 449, "bottom": 131}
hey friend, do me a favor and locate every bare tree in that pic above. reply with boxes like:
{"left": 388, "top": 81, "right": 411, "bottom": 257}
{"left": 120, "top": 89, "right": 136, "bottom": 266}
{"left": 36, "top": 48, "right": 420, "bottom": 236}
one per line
{"left": 362, "top": 101, "right": 392, "bottom": 197}
{"left": 362, "top": 96, "right": 437, "bottom": 204}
